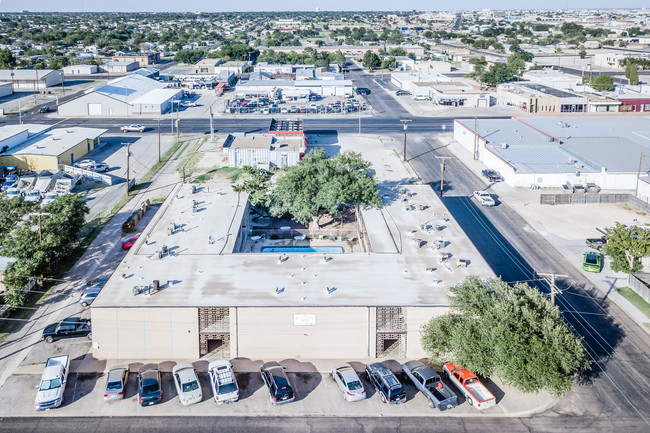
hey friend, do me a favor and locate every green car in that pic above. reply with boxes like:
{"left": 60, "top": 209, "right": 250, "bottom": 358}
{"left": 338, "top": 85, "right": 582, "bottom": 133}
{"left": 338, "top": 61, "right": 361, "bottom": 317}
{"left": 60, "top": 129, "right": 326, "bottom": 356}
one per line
{"left": 583, "top": 251, "right": 603, "bottom": 273}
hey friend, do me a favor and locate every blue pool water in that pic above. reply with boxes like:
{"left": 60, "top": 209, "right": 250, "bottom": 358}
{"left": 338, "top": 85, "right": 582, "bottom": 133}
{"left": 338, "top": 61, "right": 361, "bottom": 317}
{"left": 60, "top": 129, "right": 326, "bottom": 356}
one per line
{"left": 261, "top": 246, "right": 344, "bottom": 254}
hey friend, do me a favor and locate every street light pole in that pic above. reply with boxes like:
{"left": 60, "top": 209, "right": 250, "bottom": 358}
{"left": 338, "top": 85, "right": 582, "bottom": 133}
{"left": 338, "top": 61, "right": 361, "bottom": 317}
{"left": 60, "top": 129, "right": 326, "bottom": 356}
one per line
{"left": 158, "top": 118, "right": 161, "bottom": 163}
{"left": 400, "top": 119, "right": 412, "bottom": 161}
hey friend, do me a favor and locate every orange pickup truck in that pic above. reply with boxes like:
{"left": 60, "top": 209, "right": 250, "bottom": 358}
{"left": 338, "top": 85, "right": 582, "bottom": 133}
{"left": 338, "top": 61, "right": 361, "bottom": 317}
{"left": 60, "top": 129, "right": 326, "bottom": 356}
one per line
{"left": 443, "top": 362, "right": 496, "bottom": 410}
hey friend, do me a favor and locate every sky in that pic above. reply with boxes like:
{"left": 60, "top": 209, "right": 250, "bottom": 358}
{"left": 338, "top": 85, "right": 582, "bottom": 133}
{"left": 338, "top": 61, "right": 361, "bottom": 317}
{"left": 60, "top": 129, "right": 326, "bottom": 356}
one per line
{"left": 0, "top": 1, "right": 647, "bottom": 13}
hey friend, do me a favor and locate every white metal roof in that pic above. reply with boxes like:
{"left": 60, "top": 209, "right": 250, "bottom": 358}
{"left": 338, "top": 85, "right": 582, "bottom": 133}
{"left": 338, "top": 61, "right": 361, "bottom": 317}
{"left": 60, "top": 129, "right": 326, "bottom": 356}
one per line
{"left": 7, "top": 127, "right": 107, "bottom": 157}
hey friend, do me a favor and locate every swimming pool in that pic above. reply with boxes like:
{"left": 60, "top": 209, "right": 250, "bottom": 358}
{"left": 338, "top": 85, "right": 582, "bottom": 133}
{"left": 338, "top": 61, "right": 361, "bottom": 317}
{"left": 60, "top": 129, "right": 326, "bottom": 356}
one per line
{"left": 261, "top": 246, "right": 344, "bottom": 254}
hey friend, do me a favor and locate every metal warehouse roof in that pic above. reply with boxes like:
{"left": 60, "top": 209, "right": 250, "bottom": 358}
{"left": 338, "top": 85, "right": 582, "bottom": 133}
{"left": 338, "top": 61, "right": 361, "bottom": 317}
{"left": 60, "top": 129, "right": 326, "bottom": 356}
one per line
{"left": 7, "top": 127, "right": 107, "bottom": 157}
{"left": 130, "top": 88, "right": 182, "bottom": 105}
{"left": 93, "top": 73, "right": 167, "bottom": 103}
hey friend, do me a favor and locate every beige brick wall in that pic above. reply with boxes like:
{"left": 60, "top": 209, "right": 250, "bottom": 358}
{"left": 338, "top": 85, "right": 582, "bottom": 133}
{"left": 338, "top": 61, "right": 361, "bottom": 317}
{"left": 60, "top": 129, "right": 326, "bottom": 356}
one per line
{"left": 91, "top": 307, "right": 199, "bottom": 360}
{"left": 236, "top": 306, "right": 370, "bottom": 359}
{"left": 406, "top": 306, "right": 449, "bottom": 359}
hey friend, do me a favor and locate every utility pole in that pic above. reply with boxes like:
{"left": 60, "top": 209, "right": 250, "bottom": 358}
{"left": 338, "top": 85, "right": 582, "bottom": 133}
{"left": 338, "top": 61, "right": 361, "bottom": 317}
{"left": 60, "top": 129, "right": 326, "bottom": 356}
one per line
{"left": 400, "top": 119, "right": 412, "bottom": 161}
{"left": 60, "top": 70, "right": 65, "bottom": 96}
{"left": 435, "top": 156, "right": 452, "bottom": 197}
{"left": 176, "top": 101, "right": 180, "bottom": 140}
{"left": 538, "top": 272, "right": 568, "bottom": 306}
{"left": 29, "top": 213, "right": 51, "bottom": 242}
{"left": 157, "top": 119, "right": 161, "bottom": 163}
{"left": 126, "top": 142, "right": 131, "bottom": 195}
{"left": 473, "top": 116, "right": 478, "bottom": 160}
{"left": 209, "top": 105, "right": 214, "bottom": 141}
{"left": 635, "top": 152, "right": 643, "bottom": 196}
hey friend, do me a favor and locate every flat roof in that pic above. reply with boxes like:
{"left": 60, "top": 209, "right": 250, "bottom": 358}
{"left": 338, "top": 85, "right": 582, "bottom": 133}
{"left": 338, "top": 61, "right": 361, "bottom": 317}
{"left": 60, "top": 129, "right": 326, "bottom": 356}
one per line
{"left": 93, "top": 180, "right": 493, "bottom": 308}
{"left": 229, "top": 134, "right": 273, "bottom": 150}
{"left": 518, "top": 83, "right": 582, "bottom": 99}
{"left": 0, "top": 124, "right": 50, "bottom": 143}
{"left": 457, "top": 116, "right": 650, "bottom": 174}
{"left": 6, "top": 127, "right": 107, "bottom": 157}
{"left": 0, "top": 69, "right": 59, "bottom": 80}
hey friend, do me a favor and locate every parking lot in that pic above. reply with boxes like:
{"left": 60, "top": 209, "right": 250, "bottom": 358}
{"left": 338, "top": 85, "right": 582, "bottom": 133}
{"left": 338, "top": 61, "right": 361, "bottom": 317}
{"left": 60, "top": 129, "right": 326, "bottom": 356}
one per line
{"left": 2, "top": 354, "right": 554, "bottom": 417}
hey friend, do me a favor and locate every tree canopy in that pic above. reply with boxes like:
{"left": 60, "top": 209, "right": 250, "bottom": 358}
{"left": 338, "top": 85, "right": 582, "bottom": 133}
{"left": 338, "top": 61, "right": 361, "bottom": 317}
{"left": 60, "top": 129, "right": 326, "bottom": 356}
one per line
{"left": 421, "top": 276, "right": 590, "bottom": 397}
{"left": 0, "top": 49, "right": 16, "bottom": 69}
{"left": 174, "top": 49, "right": 204, "bottom": 64}
{"left": 269, "top": 148, "right": 382, "bottom": 227}
{"left": 361, "top": 50, "right": 381, "bottom": 70}
{"left": 1, "top": 194, "right": 88, "bottom": 306}
{"left": 590, "top": 74, "right": 614, "bottom": 91}
{"left": 603, "top": 222, "right": 650, "bottom": 273}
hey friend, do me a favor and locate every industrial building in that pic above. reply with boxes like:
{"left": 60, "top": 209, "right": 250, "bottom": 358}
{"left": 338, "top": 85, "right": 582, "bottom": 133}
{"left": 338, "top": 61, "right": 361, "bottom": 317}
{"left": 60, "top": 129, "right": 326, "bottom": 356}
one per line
{"left": 234, "top": 79, "right": 353, "bottom": 99}
{"left": 58, "top": 73, "right": 183, "bottom": 117}
{"left": 112, "top": 52, "right": 160, "bottom": 67}
{"left": 0, "top": 124, "right": 106, "bottom": 170}
{"left": 0, "top": 69, "right": 63, "bottom": 91}
{"left": 521, "top": 69, "right": 582, "bottom": 90}
{"left": 0, "top": 82, "right": 12, "bottom": 98}
{"left": 90, "top": 178, "right": 493, "bottom": 361}
{"left": 62, "top": 64, "right": 98, "bottom": 76}
{"left": 496, "top": 83, "right": 588, "bottom": 113}
{"left": 453, "top": 116, "right": 650, "bottom": 189}
{"left": 101, "top": 61, "right": 138, "bottom": 74}
{"left": 223, "top": 119, "right": 307, "bottom": 169}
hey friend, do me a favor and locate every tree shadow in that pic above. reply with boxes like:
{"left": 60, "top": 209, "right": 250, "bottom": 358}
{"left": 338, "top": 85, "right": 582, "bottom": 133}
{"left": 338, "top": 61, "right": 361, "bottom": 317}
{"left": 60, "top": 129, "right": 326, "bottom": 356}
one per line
{"left": 441, "top": 195, "right": 624, "bottom": 384}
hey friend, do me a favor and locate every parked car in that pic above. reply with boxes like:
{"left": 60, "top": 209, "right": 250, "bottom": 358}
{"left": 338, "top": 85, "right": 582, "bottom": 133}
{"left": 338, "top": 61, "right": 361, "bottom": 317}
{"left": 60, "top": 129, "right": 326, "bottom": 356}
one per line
{"left": 583, "top": 251, "right": 603, "bottom": 273}
{"left": 86, "top": 275, "right": 110, "bottom": 288}
{"left": 585, "top": 236, "right": 607, "bottom": 250}
{"left": 473, "top": 190, "right": 495, "bottom": 207}
{"left": 24, "top": 190, "right": 41, "bottom": 203}
{"left": 208, "top": 360, "right": 239, "bottom": 404}
{"left": 79, "top": 285, "right": 102, "bottom": 307}
{"left": 331, "top": 364, "right": 366, "bottom": 402}
{"left": 3, "top": 187, "right": 21, "bottom": 200}
{"left": 355, "top": 87, "right": 371, "bottom": 95}
{"left": 91, "top": 163, "right": 110, "bottom": 173}
{"left": 2, "top": 174, "right": 18, "bottom": 191}
{"left": 41, "top": 191, "right": 59, "bottom": 208}
{"left": 365, "top": 362, "right": 406, "bottom": 404}
{"left": 121, "top": 124, "right": 146, "bottom": 133}
{"left": 443, "top": 363, "right": 496, "bottom": 410}
{"left": 74, "top": 159, "right": 96, "bottom": 170}
{"left": 104, "top": 366, "right": 129, "bottom": 401}
{"left": 172, "top": 363, "right": 203, "bottom": 406}
{"left": 396, "top": 90, "right": 411, "bottom": 96}
{"left": 413, "top": 95, "right": 431, "bottom": 101}
{"left": 180, "top": 101, "right": 197, "bottom": 107}
{"left": 402, "top": 360, "right": 457, "bottom": 410}
{"left": 35, "top": 355, "right": 69, "bottom": 411}
{"left": 138, "top": 364, "right": 162, "bottom": 406}
{"left": 260, "top": 361, "right": 295, "bottom": 405}
{"left": 42, "top": 317, "right": 92, "bottom": 343}
{"left": 121, "top": 235, "right": 140, "bottom": 250}
{"left": 481, "top": 169, "right": 502, "bottom": 182}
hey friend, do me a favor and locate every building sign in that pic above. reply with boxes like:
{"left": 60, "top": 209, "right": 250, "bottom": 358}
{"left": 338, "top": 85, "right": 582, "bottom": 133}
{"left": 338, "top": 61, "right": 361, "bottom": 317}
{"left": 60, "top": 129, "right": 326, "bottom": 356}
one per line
{"left": 293, "top": 314, "right": 316, "bottom": 326}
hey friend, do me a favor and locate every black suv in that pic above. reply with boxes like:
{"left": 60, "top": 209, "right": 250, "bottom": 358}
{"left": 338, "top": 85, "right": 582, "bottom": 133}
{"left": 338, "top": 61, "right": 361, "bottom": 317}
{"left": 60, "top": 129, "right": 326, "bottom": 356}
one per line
{"left": 260, "top": 361, "right": 295, "bottom": 405}
{"left": 365, "top": 362, "right": 406, "bottom": 404}
{"left": 355, "top": 87, "right": 371, "bottom": 95}
{"left": 138, "top": 364, "right": 163, "bottom": 406}
{"left": 42, "top": 317, "right": 91, "bottom": 343}
{"left": 482, "top": 169, "right": 502, "bottom": 182}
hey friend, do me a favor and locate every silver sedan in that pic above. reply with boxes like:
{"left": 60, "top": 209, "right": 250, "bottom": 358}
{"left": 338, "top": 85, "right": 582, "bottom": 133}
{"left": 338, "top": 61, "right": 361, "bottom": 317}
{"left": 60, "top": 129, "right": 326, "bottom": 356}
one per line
{"left": 172, "top": 363, "right": 203, "bottom": 406}
{"left": 332, "top": 364, "right": 366, "bottom": 402}
{"left": 104, "top": 366, "right": 129, "bottom": 401}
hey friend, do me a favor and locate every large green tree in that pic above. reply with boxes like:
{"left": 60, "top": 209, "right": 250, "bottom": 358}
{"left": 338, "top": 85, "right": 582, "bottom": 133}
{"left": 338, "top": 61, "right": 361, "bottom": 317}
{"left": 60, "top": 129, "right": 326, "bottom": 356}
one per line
{"left": 270, "top": 148, "right": 382, "bottom": 227}
{"left": 603, "top": 222, "right": 650, "bottom": 273}
{"left": 590, "top": 74, "right": 614, "bottom": 91}
{"left": 2, "top": 194, "right": 88, "bottom": 305}
{"left": 232, "top": 166, "right": 271, "bottom": 216}
{"left": 174, "top": 49, "right": 204, "bottom": 64}
{"left": 0, "top": 48, "right": 16, "bottom": 69}
{"left": 421, "top": 276, "right": 590, "bottom": 397}
{"left": 361, "top": 50, "right": 381, "bottom": 70}
{"left": 481, "top": 62, "right": 515, "bottom": 86}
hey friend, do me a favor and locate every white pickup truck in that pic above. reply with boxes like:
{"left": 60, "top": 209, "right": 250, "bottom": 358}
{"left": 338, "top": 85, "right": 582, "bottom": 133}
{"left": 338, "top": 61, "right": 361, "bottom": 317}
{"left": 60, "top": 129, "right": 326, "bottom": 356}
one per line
{"left": 473, "top": 190, "right": 495, "bottom": 207}
{"left": 443, "top": 362, "right": 495, "bottom": 410}
{"left": 35, "top": 355, "right": 69, "bottom": 411}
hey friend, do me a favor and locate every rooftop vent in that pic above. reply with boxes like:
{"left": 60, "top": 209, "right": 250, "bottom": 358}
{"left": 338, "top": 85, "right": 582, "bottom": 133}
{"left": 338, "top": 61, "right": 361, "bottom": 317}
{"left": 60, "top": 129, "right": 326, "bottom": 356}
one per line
{"left": 501, "top": 143, "right": 508, "bottom": 149}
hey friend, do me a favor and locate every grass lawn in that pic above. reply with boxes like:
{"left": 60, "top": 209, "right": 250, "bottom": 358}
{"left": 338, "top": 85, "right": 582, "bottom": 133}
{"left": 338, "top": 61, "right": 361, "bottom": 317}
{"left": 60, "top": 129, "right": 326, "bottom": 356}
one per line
{"left": 618, "top": 287, "right": 650, "bottom": 320}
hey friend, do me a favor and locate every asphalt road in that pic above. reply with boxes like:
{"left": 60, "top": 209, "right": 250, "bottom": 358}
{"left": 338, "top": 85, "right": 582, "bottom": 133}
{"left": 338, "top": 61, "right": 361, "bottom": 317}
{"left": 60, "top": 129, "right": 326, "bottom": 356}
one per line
{"left": 405, "top": 134, "right": 650, "bottom": 430}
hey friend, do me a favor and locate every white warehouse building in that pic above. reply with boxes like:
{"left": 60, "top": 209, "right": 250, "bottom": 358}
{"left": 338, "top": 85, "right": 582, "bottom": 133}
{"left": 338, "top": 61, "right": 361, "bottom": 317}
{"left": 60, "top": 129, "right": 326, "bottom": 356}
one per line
{"left": 453, "top": 116, "right": 650, "bottom": 190}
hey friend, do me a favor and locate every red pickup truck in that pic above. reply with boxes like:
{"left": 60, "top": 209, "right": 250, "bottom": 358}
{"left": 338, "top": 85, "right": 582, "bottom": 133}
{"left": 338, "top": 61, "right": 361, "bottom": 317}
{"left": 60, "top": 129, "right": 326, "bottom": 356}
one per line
{"left": 443, "top": 362, "right": 496, "bottom": 410}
